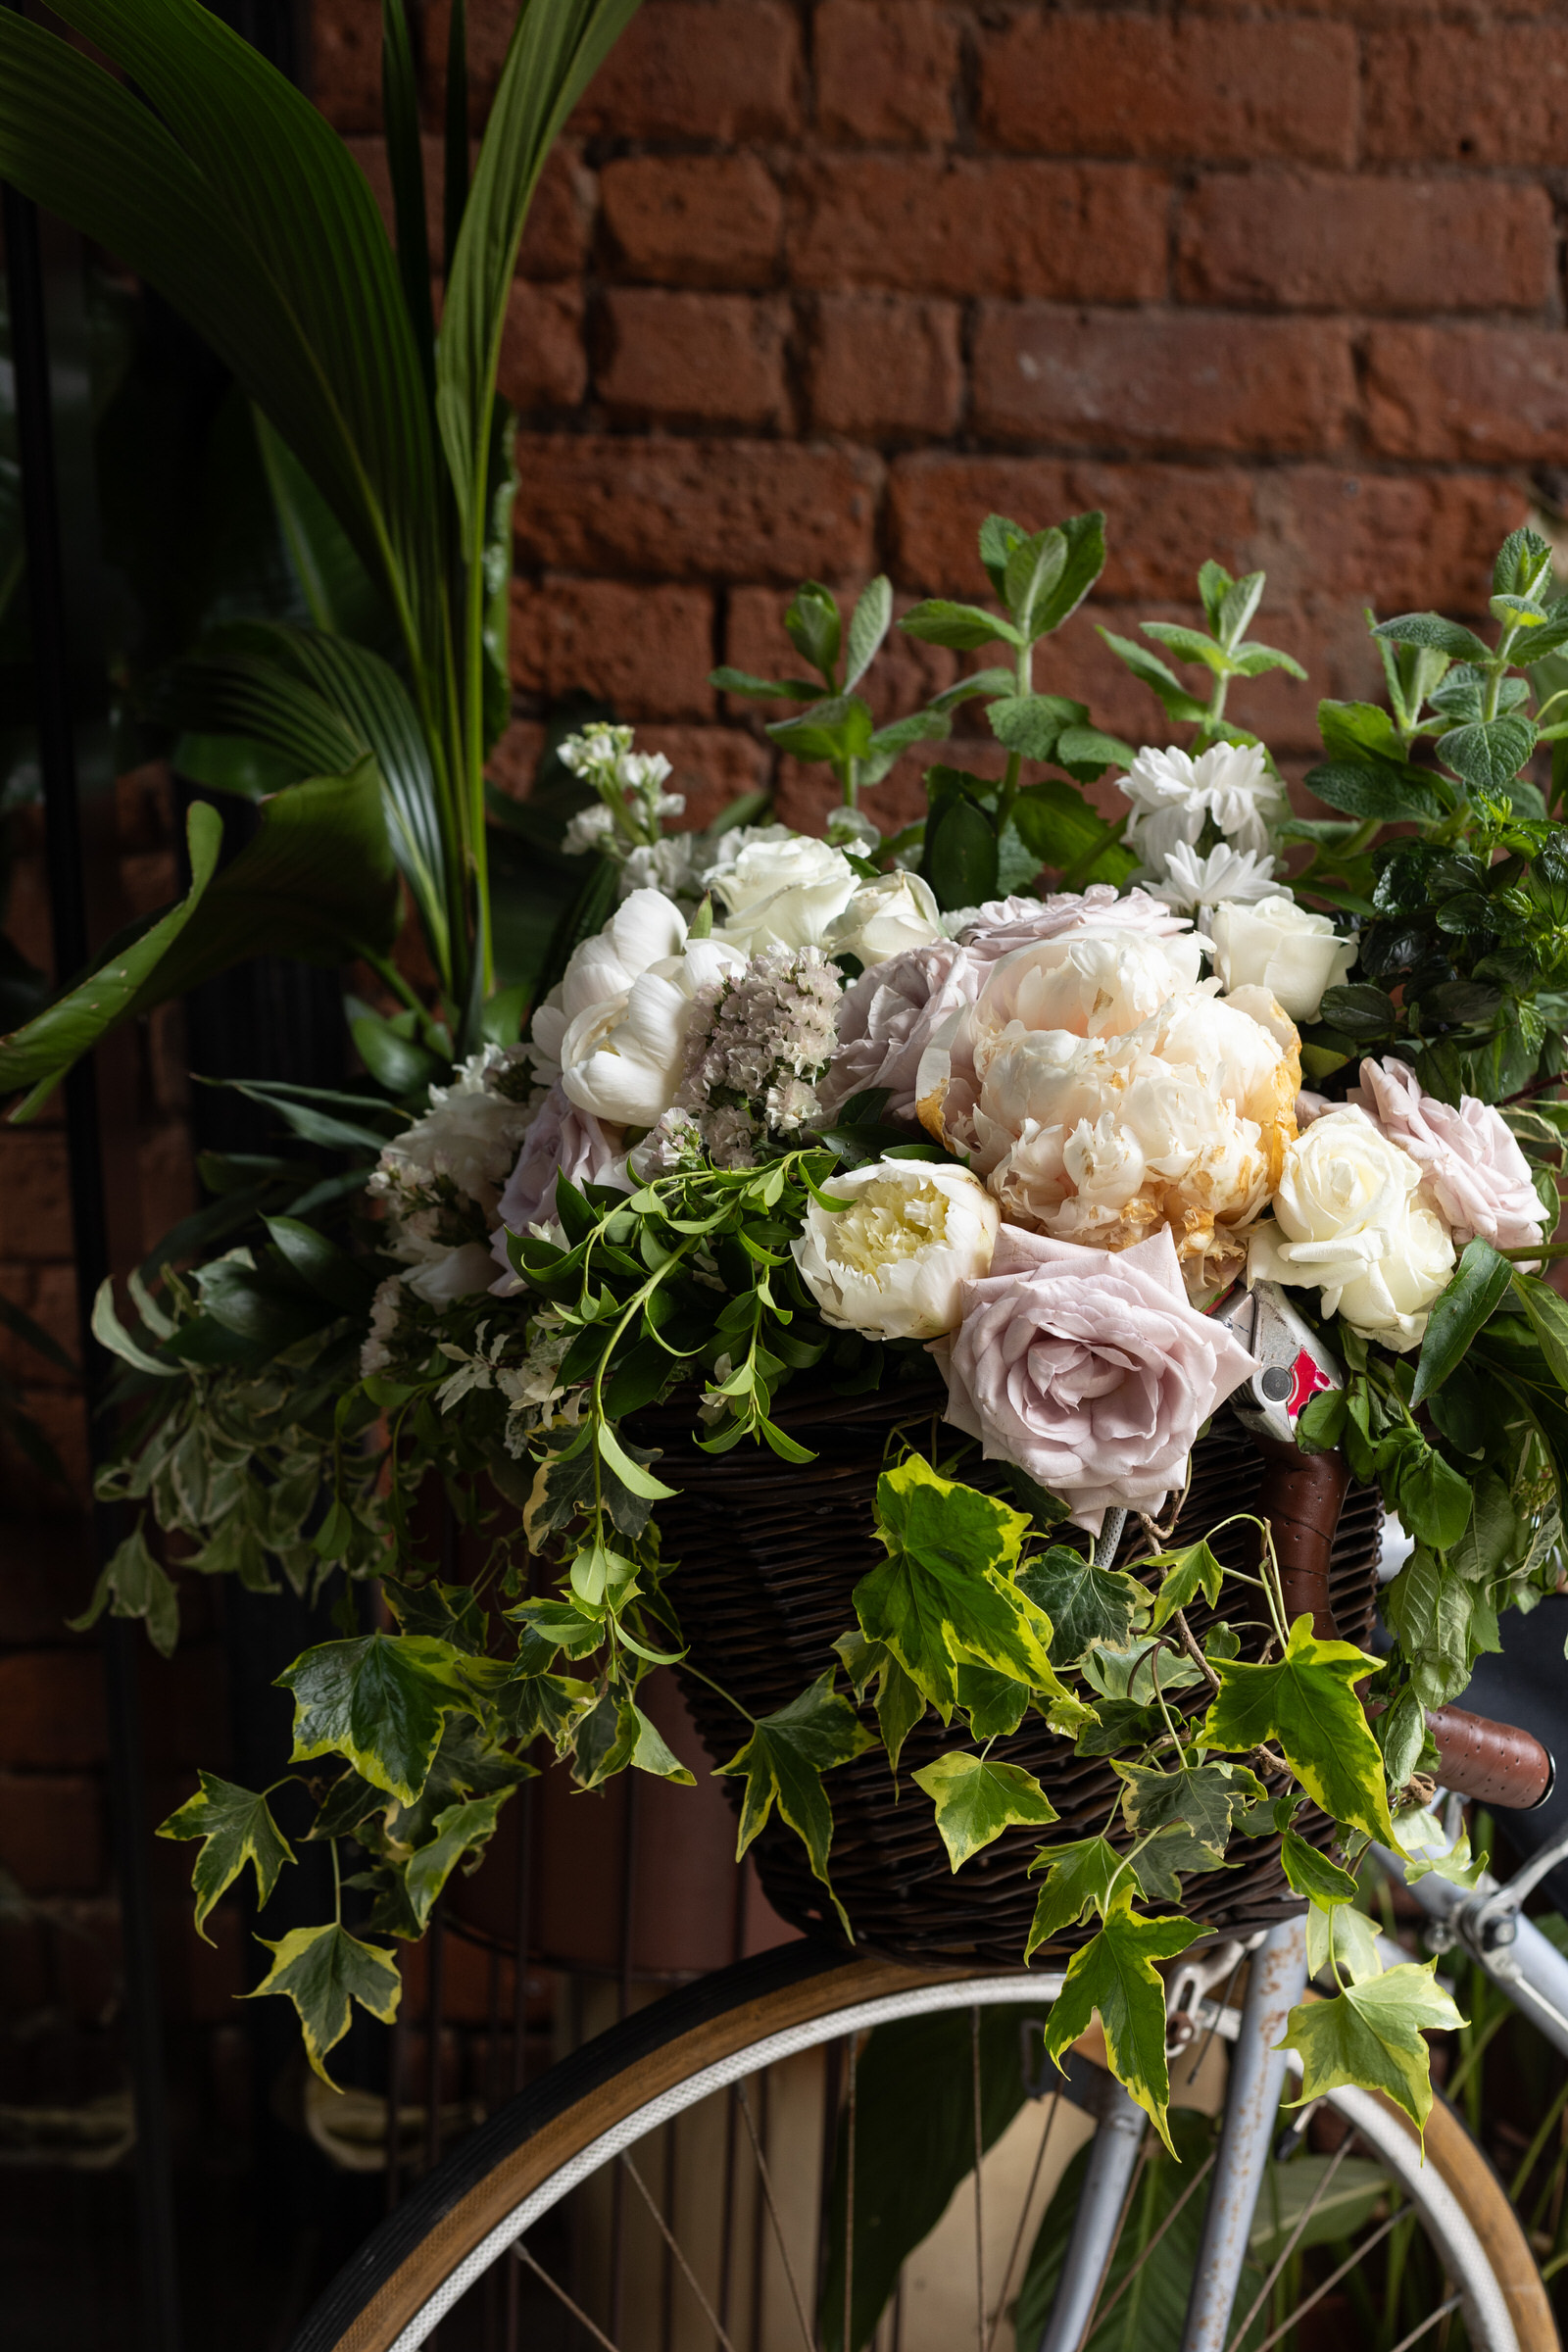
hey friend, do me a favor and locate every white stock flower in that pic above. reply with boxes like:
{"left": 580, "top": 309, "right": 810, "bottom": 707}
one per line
{"left": 562, "top": 804, "right": 616, "bottom": 857}
{"left": 1249, "top": 1106, "right": 1455, "bottom": 1349}
{"left": 1210, "top": 895, "right": 1357, "bottom": 1024}
{"left": 824, "top": 869, "right": 945, "bottom": 966}
{"left": 917, "top": 929, "right": 1299, "bottom": 1293}
{"left": 791, "top": 1160, "right": 999, "bottom": 1341}
{"left": 1149, "top": 840, "right": 1279, "bottom": 924}
{"left": 708, "top": 833, "right": 860, "bottom": 953}
{"left": 1116, "top": 741, "right": 1286, "bottom": 868}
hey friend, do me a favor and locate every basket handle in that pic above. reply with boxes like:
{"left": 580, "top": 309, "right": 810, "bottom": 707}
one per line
{"left": 1253, "top": 1434, "right": 1348, "bottom": 1642}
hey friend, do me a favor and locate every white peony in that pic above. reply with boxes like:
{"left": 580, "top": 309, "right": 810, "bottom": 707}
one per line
{"left": 1210, "top": 895, "right": 1357, "bottom": 1023}
{"left": 916, "top": 929, "right": 1299, "bottom": 1294}
{"left": 1116, "top": 741, "right": 1287, "bottom": 869}
{"left": 529, "top": 889, "right": 690, "bottom": 1085}
{"left": 791, "top": 1160, "right": 999, "bottom": 1340}
{"left": 707, "top": 834, "right": 860, "bottom": 954}
{"left": 1249, "top": 1105, "right": 1455, "bottom": 1349}
{"left": 1149, "top": 840, "right": 1279, "bottom": 924}
{"left": 824, "top": 870, "right": 945, "bottom": 967}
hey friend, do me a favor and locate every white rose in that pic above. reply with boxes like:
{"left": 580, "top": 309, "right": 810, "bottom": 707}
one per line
{"left": 1210, "top": 895, "right": 1357, "bottom": 1023}
{"left": 824, "top": 870, "right": 945, "bottom": 967}
{"left": 560, "top": 934, "right": 747, "bottom": 1128}
{"left": 791, "top": 1160, "right": 1000, "bottom": 1340}
{"left": 1249, "top": 1106, "right": 1455, "bottom": 1349}
{"left": 708, "top": 834, "right": 860, "bottom": 953}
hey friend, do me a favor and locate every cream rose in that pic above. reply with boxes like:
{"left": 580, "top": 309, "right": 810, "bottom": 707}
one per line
{"left": 1249, "top": 1105, "right": 1455, "bottom": 1348}
{"left": 933, "top": 1225, "right": 1260, "bottom": 1533}
{"left": 824, "top": 869, "right": 945, "bottom": 967}
{"left": 708, "top": 834, "right": 860, "bottom": 954}
{"left": 917, "top": 930, "right": 1299, "bottom": 1293}
{"left": 1349, "top": 1055, "right": 1545, "bottom": 1253}
{"left": 792, "top": 1160, "right": 999, "bottom": 1340}
{"left": 1210, "top": 895, "right": 1357, "bottom": 1023}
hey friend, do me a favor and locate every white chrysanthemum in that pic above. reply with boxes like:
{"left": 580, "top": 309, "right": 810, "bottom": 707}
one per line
{"left": 1116, "top": 741, "right": 1286, "bottom": 867}
{"left": 1149, "top": 839, "right": 1279, "bottom": 924}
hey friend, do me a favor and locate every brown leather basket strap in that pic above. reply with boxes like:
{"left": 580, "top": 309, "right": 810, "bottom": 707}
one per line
{"left": 1253, "top": 1436, "right": 1349, "bottom": 1642}
{"left": 1426, "top": 1704, "right": 1555, "bottom": 1811}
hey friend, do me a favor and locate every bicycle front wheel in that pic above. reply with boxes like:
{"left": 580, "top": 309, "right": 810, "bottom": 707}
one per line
{"left": 289, "top": 1941, "right": 1555, "bottom": 2352}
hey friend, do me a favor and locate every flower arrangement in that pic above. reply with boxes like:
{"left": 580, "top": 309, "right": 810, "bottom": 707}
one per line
{"left": 66, "top": 507, "right": 1568, "bottom": 2147}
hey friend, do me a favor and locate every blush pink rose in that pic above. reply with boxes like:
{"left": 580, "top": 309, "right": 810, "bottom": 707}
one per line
{"left": 931, "top": 1224, "right": 1259, "bottom": 1533}
{"left": 489, "top": 1083, "right": 630, "bottom": 1291}
{"left": 1349, "top": 1055, "right": 1545, "bottom": 1253}
{"left": 957, "top": 884, "right": 1193, "bottom": 963}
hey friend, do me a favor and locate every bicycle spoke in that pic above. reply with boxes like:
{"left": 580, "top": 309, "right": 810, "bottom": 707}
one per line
{"left": 1224, "top": 2132, "right": 1355, "bottom": 2352}
{"left": 1245, "top": 2203, "right": 1414, "bottom": 2352}
{"left": 984, "top": 2088, "right": 1063, "bottom": 2352}
{"left": 737, "top": 2075, "right": 816, "bottom": 2352}
{"left": 513, "top": 2241, "right": 622, "bottom": 2352}
{"left": 971, "top": 2008, "right": 985, "bottom": 2352}
{"left": 619, "top": 2149, "right": 740, "bottom": 2352}
{"left": 1386, "top": 2293, "right": 1463, "bottom": 2352}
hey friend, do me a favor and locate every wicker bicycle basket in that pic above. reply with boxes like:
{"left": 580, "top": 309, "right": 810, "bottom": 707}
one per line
{"left": 634, "top": 1381, "right": 1382, "bottom": 1970}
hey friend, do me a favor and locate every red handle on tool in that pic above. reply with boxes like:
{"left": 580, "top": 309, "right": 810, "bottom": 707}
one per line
{"left": 1424, "top": 1705, "right": 1555, "bottom": 1811}
{"left": 1253, "top": 1436, "right": 1348, "bottom": 1642}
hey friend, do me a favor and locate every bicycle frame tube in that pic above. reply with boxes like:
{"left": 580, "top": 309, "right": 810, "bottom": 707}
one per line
{"left": 1033, "top": 2072, "right": 1146, "bottom": 2352}
{"left": 1180, "top": 1918, "right": 1309, "bottom": 2352}
{"left": 1372, "top": 1838, "right": 1568, "bottom": 2062}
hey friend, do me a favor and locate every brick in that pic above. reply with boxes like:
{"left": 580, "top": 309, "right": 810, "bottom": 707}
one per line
{"left": 888, "top": 454, "right": 1266, "bottom": 601}
{"left": 0, "top": 1652, "right": 106, "bottom": 1770}
{"left": 972, "top": 307, "right": 1356, "bottom": 458}
{"left": 571, "top": 2, "right": 802, "bottom": 140}
{"left": 1257, "top": 468, "right": 1529, "bottom": 617}
{"left": 596, "top": 291, "right": 789, "bottom": 430}
{"left": 311, "top": 0, "right": 382, "bottom": 132}
{"left": 789, "top": 158, "right": 1167, "bottom": 303}
{"left": 1178, "top": 172, "right": 1554, "bottom": 316}
{"left": 513, "top": 436, "right": 882, "bottom": 584}
{"left": 977, "top": 14, "right": 1356, "bottom": 169}
{"left": 0, "top": 1262, "right": 77, "bottom": 1389}
{"left": 808, "top": 295, "right": 962, "bottom": 440}
{"left": 0, "top": 1521, "right": 96, "bottom": 1644}
{"left": 725, "top": 586, "right": 957, "bottom": 727}
{"left": 0, "top": 1774, "right": 104, "bottom": 1895}
{"left": 1365, "top": 27, "right": 1568, "bottom": 166}
{"left": 508, "top": 579, "right": 716, "bottom": 720}
{"left": 814, "top": 0, "right": 958, "bottom": 146}
{"left": 497, "top": 282, "right": 586, "bottom": 412}
{"left": 0, "top": 1133, "right": 74, "bottom": 1262}
{"left": 1364, "top": 325, "right": 1568, "bottom": 463}
{"left": 601, "top": 156, "right": 782, "bottom": 290}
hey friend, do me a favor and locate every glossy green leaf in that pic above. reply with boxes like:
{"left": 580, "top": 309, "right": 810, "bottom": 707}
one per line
{"left": 1513, "top": 1269, "right": 1568, "bottom": 1390}
{"left": 1279, "top": 1958, "right": 1463, "bottom": 2139}
{"left": 716, "top": 1669, "right": 873, "bottom": 1936}
{"left": 158, "top": 1770, "right": 293, "bottom": 1941}
{"left": 1200, "top": 1617, "right": 1396, "bottom": 1845}
{"left": 1039, "top": 1885, "right": 1201, "bottom": 2151}
{"left": 1279, "top": 1828, "right": 1358, "bottom": 1908}
{"left": 1017, "top": 1545, "right": 1150, "bottom": 1664}
{"left": 278, "top": 1632, "right": 477, "bottom": 1805}
{"left": 1146, "top": 1539, "right": 1225, "bottom": 1631}
{"left": 1024, "top": 1835, "right": 1128, "bottom": 1960}
{"left": 247, "top": 1921, "right": 403, "bottom": 2088}
{"left": 1412, "top": 1238, "right": 1512, "bottom": 1405}
{"left": 911, "top": 1749, "right": 1058, "bottom": 1871}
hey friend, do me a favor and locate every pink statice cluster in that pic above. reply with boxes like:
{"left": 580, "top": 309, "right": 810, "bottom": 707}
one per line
{"left": 644, "top": 944, "right": 842, "bottom": 1170}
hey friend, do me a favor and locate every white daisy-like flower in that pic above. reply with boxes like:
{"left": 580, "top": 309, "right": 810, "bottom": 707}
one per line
{"left": 1116, "top": 741, "right": 1286, "bottom": 867}
{"left": 1149, "top": 839, "right": 1279, "bottom": 928}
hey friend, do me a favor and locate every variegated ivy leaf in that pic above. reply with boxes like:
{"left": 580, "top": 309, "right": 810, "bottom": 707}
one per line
{"left": 1279, "top": 1958, "right": 1463, "bottom": 2139}
{"left": 1145, "top": 1540, "right": 1226, "bottom": 1632}
{"left": 1025, "top": 1837, "right": 1127, "bottom": 1959}
{"left": 1200, "top": 1618, "right": 1397, "bottom": 1847}
{"left": 277, "top": 1632, "right": 479, "bottom": 1806}
{"left": 833, "top": 1631, "right": 927, "bottom": 1775}
{"left": 247, "top": 1922, "right": 402, "bottom": 2088}
{"left": 404, "top": 1791, "right": 512, "bottom": 1932}
{"left": 572, "top": 1693, "right": 697, "bottom": 1792}
{"left": 1128, "top": 1822, "right": 1237, "bottom": 1907}
{"left": 68, "top": 1520, "right": 179, "bottom": 1659}
{"left": 1305, "top": 1897, "right": 1381, "bottom": 1987}
{"left": 1394, "top": 1804, "right": 1490, "bottom": 1890}
{"left": 1017, "top": 1545, "right": 1150, "bottom": 1664}
{"left": 1039, "top": 1885, "right": 1201, "bottom": 2153}
{"left": 1081, "top": 1637, "right": 1204, "bottom": 1706}
{"left": 717, "top": 1670, "right": 873, "bottom": 1937}
{"left": 911, "top": 1751, "right": 1058, "bottom": 1872}
{"left": 1112, "top": 1759, "right": 1266, "bottom": 1865}
{"left": 1279, "top": 1829, "right": 1359, "bottom": 1910}
{"left": 158, "top": 1771, "right": 293, "bottom": 1942}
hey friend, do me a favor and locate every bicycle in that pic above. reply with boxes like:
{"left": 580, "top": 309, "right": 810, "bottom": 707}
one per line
{"left": 288, "top": 1403, "right": 1568, "bottom": 2352}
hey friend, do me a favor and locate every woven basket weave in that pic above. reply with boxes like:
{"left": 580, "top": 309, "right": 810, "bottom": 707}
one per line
{"left": 636, "top": 1381, "right": 1382, "bottom": 1969}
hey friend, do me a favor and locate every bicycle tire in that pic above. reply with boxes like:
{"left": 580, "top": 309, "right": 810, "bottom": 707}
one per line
{"left": 288, "top": 1941, "right": 1556, "bottom": 2352}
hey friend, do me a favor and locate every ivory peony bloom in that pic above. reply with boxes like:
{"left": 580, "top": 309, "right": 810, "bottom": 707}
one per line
{"left": 537, "top": 890, "right": 749, "bottom": 1130}
{"left": 792, "top": 1160, "right": 999, "bottom": 1340}
{"left": 933, "top": 1225, "right": 1259, "bottom": 1533}
{"left": 1349, "top": 1055, "right": 1545, "bottom": 1254}
{"left": 1210, "top": 895, "right": 1357, "bottom": 1023}
{"left": 708, "top": 834, "right": 860, "bottom": 954}
{"left": 1249, "top": 1106, "right": 1455, "bottom": 1348}
{"left": 916, "top": 930, "right": 1299, "bottom": 1292}
{"left": 824, "top": 869, "right": 945, "bottom": 966}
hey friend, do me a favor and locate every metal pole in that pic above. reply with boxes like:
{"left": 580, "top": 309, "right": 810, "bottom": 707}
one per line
{"left": 1, "top": 145, "right": 182, "bottom": 2352}
{"left": 1180, "top": 1917, "right": 1308, "bottom": 2352}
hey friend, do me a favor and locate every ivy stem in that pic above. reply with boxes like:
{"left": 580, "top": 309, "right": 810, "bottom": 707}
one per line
{"left": 330, "top": 1835, "right": 342, "bottom": 1928}
{"left": 674, "top": 1653, "right": 757, "bottom": 1729}
{"left": 1171, "top": 1608, "right": 1221, "bottom": 1694}
{"left": 1149, "top": 1644, "right": 1184, "bottom": 1756}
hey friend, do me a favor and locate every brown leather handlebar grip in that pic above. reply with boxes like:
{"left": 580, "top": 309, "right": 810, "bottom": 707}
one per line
{"left": 1425, "top": 1705, "right": 1555, "bottom": 1811}
{"left": 1253, "top": 1436, "right": 1348, "bottom": 1642}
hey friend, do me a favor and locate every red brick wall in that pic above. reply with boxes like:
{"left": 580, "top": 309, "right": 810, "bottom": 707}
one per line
{"left": 318, "top": 0, "right": 1557, "bottom": 836}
